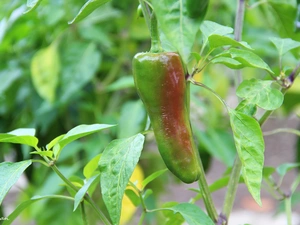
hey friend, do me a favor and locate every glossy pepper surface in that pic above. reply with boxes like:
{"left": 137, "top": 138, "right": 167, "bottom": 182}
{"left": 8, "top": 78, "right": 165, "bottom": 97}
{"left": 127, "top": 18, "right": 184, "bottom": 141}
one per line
{"left": 132, "top": 52, "right": 201, "bottom": 183}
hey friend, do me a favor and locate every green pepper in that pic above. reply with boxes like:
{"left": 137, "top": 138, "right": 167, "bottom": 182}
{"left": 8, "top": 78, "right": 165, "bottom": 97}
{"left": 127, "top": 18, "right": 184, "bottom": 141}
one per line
{"left": 186, "top": 0, "right": 209, "bottom": 19}
{"left": 132, "top": 52, "right": 201, "bottom": 183}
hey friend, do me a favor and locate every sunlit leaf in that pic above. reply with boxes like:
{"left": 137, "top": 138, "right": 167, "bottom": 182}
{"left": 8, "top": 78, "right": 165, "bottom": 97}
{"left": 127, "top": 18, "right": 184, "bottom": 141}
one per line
{"left": 69, "top": 0, "right": 111, "bottom": 24}
{"left": 209, "top": 34, "right": 253, "bottom": 50}
{"left": 236, "top": 79, "right": 284, "bottom": 110}
{"left": 0, "top": 160, "right": 32, "bottom": 205}
{"left": 31, "top": 42, "right": 60, "bottom": 103}
{"left": 270, "top": 37, "right": 300, "bottom": 56}
{"left": 24, "top": 0, "right": 44, "bottom": 13}
{"left": 165, "top": 203, "right": 214, "bottom": 225}
{"left": 229, "top": 109, "right": 265, "bottom": 206}
{"left": 0, "top": 128, "right": 38, "bottom": 148}
{"left": 151, "top": 0, "right": 204, "bottom": 63}
{"left": 99, "top": 134, "right": 144, "bottom": 225}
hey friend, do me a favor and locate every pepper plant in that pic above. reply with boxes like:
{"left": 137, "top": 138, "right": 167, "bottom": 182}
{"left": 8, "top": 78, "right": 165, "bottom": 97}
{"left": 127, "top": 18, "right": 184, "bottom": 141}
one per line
{"left": 0, "top": 0, "right": 300, "bottom": 225}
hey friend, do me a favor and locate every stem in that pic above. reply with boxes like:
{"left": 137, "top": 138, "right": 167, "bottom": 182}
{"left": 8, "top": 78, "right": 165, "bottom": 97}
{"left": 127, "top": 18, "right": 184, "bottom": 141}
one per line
{"left": 263, "top": 128, "right": 300, "bottom": 137}
{"left": 222, "top": 157, "right": 242, "bottom": 222}
{"left": 81, "top": 202, "right": 89, "bottom": 225}
{"left": 197, "top": 160, "right": 219, "bottom": 222}
{"left": 233, "top": 0, "right": 246, "bottom": 93}
{"left": 138, "top": 211, "right": 146, "bottom": 225}
{"left": 49, "top": 164, "right": 111, "bottom": 225}
{"left": 149, "top": 13, "right": 163, "bottom": 53}
{"left": 139, "top": 0, "right": 152, "bottom": 31}
{"left": 285, "top": 197, "right": 292, "bottom": 225}
{"left": 291, "top": 173, "right": 300, "bottom": 193}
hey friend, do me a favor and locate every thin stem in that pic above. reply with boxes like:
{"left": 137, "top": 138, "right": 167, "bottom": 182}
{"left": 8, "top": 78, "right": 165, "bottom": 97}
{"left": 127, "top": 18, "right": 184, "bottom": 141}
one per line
{"left": 263, "top": 128, "right": 300, "bottom": 137}
{"left": 49, "top": 164, "right": 111, "bottom": 225}
{"left": 291, "top": 173, "right": 300, "bottom": 193}
{"left": 197, "top": 161, "right": 219, "bottom": 222}
{"left": 138, "top": 211, "right": 146, "bottom": 225}
{"left": 149, "top": 13, "right": 162, "bottom": 53}
{"left": 31, "top": 159, "right": 50, "bottom": 167}
{"left": 139, "top": 0, "right": 152, "bottom": 31}
{"left": 222, "top": 157, "right": 242, "bottom": 223}
{"left": 81, "top": 202, "right": 89, "bottom": 225}
{"left": 285, "top": 197, "right": 292, "bottom": 225}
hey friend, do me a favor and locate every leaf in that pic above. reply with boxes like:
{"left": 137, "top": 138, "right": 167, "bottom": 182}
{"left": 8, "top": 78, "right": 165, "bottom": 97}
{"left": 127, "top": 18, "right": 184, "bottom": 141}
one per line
{"left": 117, "top": 100, "right": 146, "bottom": 138}
{"left": 165, "top": 203, "right": 214, "bottom": 225}
{"left": 54, "top": 124, "right": 115, "bottom": 159}
{"left": 229, "top": 109, "right": 265, "bottom": 206}
{"left": 105, "top": 76, "right": 134, "bottom": 92}
{"left": 209, "top": 34, "right": 253, "bottom": 50}
{"left": 99, "top": 134, "right": 145, "bottom": 225}
{"left": 0, "top": 69, "right": 21, "bottom": 95}
{"left": 200, "top": 20, "right": 234, "bottom": 49}
{"left": 24, "top": 0, "right": 44, "bottom": 13}
{"left": 31, "top": 42, "right": 60, "bottom": 103}
{"left": 30, "top": 151, "right": 53, "bottom": 157}
{"left": 235, "top": 100, "right": 257, "bottom": 116}
{"left": 0, "top": 128, "right": 38, "bottom": 148}
{"left": 0, "top": 160, "right": 32, "bottom": 205}
{"left": 236, "top": 79, "right": 284, "bottom": 110}
{"left": 210, "top": 57, "right": 243, "bottom": 69}
{"left": 2, "top": 195, "right": 73, "bottom": 225}
{"left": 270, "top": 37, "right": 300, "bottom": 56}
{"left": 162, "top": 202, "right": 185, "bottom": 225}
{"left": 73, "top": 174, "right": 99, "bottom": 211}
{"left": 83, "top": 154, "right": 101, "bottom": 179}
{"left": 69, "top": 0, "right": 111, "bottom": 24}
{"left": 124, "top": 189, "right": 140, "bottom": 207}
{"left": 220, "top": 48, "right": 274, "bottom": 74}
{"left": 141, "top": 169, "right": 168, "bottom": 189}
{"left": 276, "top": 163, "right": 300, "bottom": 177}
{"left": 151, "top": 0, "right": 204, "bottom": 63}
{"left": 60, "top": 42, "right": 101, "bottom": 102}
{"left": 195, "top": 129, "right": 236, "bottom": 167}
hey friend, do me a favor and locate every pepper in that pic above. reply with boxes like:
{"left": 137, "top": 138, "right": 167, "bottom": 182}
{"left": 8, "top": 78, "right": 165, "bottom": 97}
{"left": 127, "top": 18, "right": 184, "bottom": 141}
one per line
{"left": 186, "top": 0, "right": 209, "bottom": 19}
{"left": 132, "top": 52, "right": 201, "bottom": 183}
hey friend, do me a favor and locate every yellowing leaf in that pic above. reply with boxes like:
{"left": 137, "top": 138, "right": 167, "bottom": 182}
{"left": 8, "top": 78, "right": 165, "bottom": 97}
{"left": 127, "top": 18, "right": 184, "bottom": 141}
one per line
{"left": 120, "top": 164, "right": 144, "bottom": 225}
{"left": 31, "top": 43, "right": 60, "bottom": 103}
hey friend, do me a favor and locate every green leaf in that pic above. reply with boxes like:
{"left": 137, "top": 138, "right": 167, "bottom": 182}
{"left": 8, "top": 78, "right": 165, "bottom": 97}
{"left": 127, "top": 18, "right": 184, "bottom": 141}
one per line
{"left": 30, "top": 151, "right": 53, "bottom": 158}
{"left": 117, "top": 100, "right": 146, "bottom": 138}
{"left": 276, "top": 163, "right": 300, "bottom": 177}
{"left": 31, "top": 42, "right": 60, "bottom": 103}
{"left": 235, "top": 100, "right": 257, "bottom": 116}
{"left": 151, "top": 0, "right": 204, "bottom": 63}
{"left": 46, "top": 134, "right": 64, "bottom": 150}
{"left": 210, "top": 57, "right": 243, "bottom": 69}
{"left": 124, "top": 189, "right": 140, "bottom": 207}
{"left": 270, "top": 37, "right": 300, "bottom": 56}
{"left": 141, "top": 169, "right": 168, "bottom": 189}
{"left": 99, "top": 134, "right": 145, "bottom": 225}
{"left": 195, "top": 129, "right": 236, "bottom": 167}
{"left": 68, "top": 0, "right": 111, "bottom": 24}
{"left": 73, "top": 174, "right": 99, "bottom": 211}
{"left": 263, "top": 167, "right": 276, "bottom": 178}
{"left": 229, "top": 109, "right": 265, "bottom": 206}
{"left": 2, "top": 195, "right": 73, "bottom": 225}
{"left": 54, "top": 124, "right": 115, "bottom": 159}
{"left": 105, "top": 76, "right": 134, "bottom": 92}
{"left": 0, "top": 69, "right": 21, "bottom": 95}
{"left": 236, "top": 79, "right": 284, "bottom": 110}
{"left": 209, "top": 34, "right": 253, "bottom": 50}
{"left": 0, "top": 128, "right": 38, "bottom": 148}
{"left": 24, "top": 0, "right": 44, "bottom": 13}
{"left": 0, "top": 160, "right": 32, "bottom": 205}
{"left": 162, "top": 202, "right": 185, "bottom": 225}
{"left": 200, "top": 21, "right": 234, "bottom": 49}
{"left": 60, "top": 43, "right": 101, "bottom": 102}
{"left": 165, "top": 203, "right": 214, "bottom": 225}
{"left": 219, "top": 48, "right": 274, "bottom": 74}
{"left": 83, "top": 154, "right": 101, "bottom": 179}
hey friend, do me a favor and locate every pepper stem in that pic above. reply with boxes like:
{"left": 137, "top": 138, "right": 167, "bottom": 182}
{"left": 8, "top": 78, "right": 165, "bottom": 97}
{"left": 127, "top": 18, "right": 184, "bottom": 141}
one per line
{"left": 150, "top": 12, "right": 163, "bottom": 53}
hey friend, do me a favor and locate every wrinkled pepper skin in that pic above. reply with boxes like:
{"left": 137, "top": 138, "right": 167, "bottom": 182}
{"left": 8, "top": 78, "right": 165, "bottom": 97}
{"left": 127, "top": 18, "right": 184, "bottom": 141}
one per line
{"left": 132, "top": 52, "right": 201, "bottom": 183}
{"left": 186, "top": 0, "right": 209, "bottom": 19}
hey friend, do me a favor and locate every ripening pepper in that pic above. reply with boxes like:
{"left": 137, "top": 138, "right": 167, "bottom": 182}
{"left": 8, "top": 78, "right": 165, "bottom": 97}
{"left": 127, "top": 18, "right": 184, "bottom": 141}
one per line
{"left": 132, "top": 52, "right": 201, "bottom": 183}
{"left": 186, "top": 0, "right": 209, "bottom": 19}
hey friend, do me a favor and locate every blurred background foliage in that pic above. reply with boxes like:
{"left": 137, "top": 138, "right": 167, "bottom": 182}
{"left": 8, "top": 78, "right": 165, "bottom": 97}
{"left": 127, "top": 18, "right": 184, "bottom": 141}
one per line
{"left": 0, "top": 0, "right": 300, "bottom": 224}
